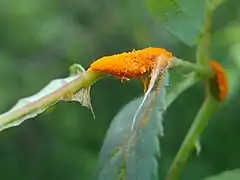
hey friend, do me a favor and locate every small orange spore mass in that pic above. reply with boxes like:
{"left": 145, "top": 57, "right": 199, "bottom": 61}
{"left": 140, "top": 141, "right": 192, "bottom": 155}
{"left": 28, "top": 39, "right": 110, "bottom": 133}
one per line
{"left": 90, "top": 47, "right": 173, "bottom": 79}
{"left": 210, "top": 61, "right": 228, "bottom": 101}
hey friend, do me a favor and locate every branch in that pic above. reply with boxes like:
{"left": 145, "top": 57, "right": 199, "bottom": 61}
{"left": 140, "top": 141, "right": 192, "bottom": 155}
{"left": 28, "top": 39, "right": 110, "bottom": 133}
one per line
{"left": 164, "top": 1, "right": 226, "bottom": 179}
{"left": 173, "top": 58, "right": 213, "bottom": 78}
{"left": 0, "top": 58, "right": 212, "bottom": 132}
{"left": 196, "top": 2, "right": 212, "bottom": 65}
{"left": 165, "top": 94, "right": 218, "bottom": 180}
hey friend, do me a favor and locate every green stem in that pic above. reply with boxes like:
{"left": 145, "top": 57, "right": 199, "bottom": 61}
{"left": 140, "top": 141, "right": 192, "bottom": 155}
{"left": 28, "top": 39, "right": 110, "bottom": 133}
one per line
{"left": 166, "top": 58, "right": 214, "bottom": 107}
{"left": 0, "top": 69, "right": 103, "bottom": 130}
{"left": 0, "top": 58, "right": 210, "bottom": 130}
{"left": 0, "top": 58, "right": 211, "bottom": 132}
{"left": 165, "top": 94, "right": 219, "bottom": 180}
{"left": 196, "top": 3, "right": 212, "bottom": 65}
{"left": 164, "top": 1, "right": 221, "bottom": 179}
{"left": 165, "top": 73, "right": 199, "bottom": 108}
{"left": 173, "top": 58, "right": 212, "bottom": 78}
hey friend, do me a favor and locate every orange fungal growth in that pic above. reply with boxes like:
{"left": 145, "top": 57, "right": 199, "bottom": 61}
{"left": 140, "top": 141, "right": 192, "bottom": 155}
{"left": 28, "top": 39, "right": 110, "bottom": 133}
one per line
{"left": 90, "top": 47, "right": 173, "bottom": 79}
{"left": 89, "top": 47, "right": 174, "bottom": 131}
{"left": 209, "top": 61, "right": 228, "bottom": 101}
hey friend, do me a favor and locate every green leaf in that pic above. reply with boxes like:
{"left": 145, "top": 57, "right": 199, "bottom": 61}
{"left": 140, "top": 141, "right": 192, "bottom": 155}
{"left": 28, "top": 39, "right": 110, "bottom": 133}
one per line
{"left": 97, "top": 74, "right": 169, "bottom": 180}
{"left": 204, "top": 169, "right": 240, "bottom": 180}
{"left": 0, "top": 64, "right": 98, "bottom": 132}
{"left": 146, "top": 0, "right": 206, "bottom": 46}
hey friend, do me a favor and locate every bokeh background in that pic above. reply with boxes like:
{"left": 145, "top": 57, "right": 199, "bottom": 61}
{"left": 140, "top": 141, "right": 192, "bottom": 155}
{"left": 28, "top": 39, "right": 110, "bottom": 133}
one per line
{"left": 0, "top": 0, "right": 240, "bottom": 179}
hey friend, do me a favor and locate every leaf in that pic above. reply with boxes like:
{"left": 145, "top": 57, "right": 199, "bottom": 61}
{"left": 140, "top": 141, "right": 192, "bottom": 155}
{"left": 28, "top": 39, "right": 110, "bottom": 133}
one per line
{"left": 204, "top": 169, "right": 240, "bottom": 180}
{"left": 97, "top": 73, "right": 169, "bottom": 180}
{"left": 146, "top": 0, "right": 206, "bottom": 46}
{"left": 0, "top": 64, "right": 95, "bottom": 132}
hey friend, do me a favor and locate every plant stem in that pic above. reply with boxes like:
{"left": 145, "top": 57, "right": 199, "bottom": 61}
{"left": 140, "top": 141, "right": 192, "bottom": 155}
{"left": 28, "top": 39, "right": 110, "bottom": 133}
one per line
{"left": 196, "top": 3, "right": 213, "bottom": 65}
{"left": 173, "top": 58, "right": 213, "bottom": 78}
{"left": 165, "top": 94, "right": 219, "bottom": 180}
{"left": 165, "top": 58, "right": 214, "bottom": 107}
{"left": 166, "top": 73, "right": 200, "bottom": 108}
{"left": 0, "top": 69, "right": 103, "bottom": 130}
{"left": 0, "top": 58, "right": 211, "bottom": 132}
{"left": 164, "top": 1, "right": 220, "bottom": 179}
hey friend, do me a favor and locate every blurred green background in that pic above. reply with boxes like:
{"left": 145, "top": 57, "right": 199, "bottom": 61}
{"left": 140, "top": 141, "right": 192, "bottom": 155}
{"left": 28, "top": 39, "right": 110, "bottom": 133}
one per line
{"left": 0, "top": 0, "right": 240, "bottom": 179}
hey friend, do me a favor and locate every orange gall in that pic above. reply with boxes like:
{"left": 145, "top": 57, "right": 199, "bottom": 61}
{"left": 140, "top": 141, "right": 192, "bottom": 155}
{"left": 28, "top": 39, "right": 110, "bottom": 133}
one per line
{"left": 89, "top": 47, "right": 173, "bottom": 79}
{"left": 209, "top": 61, "right": 228, "bottom": 101}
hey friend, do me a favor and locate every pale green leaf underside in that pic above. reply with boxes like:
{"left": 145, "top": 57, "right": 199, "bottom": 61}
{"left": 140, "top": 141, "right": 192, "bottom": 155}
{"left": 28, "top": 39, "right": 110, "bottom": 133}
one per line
{"left": 0, "top": 64, "right": 93, "bottom": 132}
{"left": 204, "top": 169, "right": 240, "bottom": 180}
{"left": 97, "top": 73, "right": 169, "bottom": 180}
{"left": 146, "top": 0, "right": 206, "bottom": 46}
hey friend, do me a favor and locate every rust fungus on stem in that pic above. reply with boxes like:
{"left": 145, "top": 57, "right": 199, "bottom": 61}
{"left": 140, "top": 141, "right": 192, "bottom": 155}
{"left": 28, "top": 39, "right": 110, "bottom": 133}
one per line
{"left": 89, "top": 47, "right": 173, "bottom": 130}
{"left": 89, "top": 47, "right": 173, "bottom": 92}
{"left": 90, "top": 47, "right": 173, "bottom": 78}
{"left": 209, "top": 61, "right": 228, "bottom": 101}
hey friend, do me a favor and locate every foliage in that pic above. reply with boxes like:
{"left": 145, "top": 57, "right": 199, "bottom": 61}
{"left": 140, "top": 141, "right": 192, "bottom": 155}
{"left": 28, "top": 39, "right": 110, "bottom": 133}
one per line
{"left": 146, "top": 0, "right": 206, "bottom": 46}
{"left": 98, "top": 76, "right": 168, "bottom": 180}
{"left": 204, "top": 169, "right": 240, "bottom": 180}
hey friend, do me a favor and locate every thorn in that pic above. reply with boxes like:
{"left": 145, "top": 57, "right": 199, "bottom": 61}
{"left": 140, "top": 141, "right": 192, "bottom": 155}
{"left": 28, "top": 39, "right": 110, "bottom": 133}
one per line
{"left": 195, "top": 139, "right": 202, "bottom": 156}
